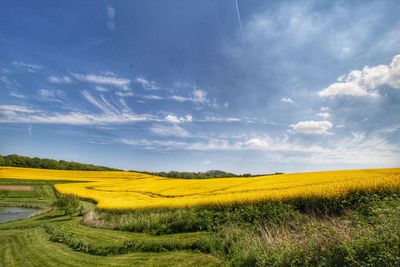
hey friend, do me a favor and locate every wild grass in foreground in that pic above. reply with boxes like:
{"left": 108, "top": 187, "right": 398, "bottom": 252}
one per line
{"left": 85, "top": 189, "right": 400, "bottom": 266}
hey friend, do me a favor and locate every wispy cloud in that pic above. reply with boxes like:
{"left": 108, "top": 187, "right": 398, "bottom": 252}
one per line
{"left": 73, "top": 73, "right": 131, "bottom": 90}
{"left": 119, "top": 133, "right": 400, "bottom": 165}
{"left": 318, "top": 54, "right": 400, "bottom": 97}
{"left": 149, "top": 124, "right": 190, "bottom": 137}
{"left": 0, "top": 105, "right": 37, "bottom": 114}
{"left": 37, "top": 89, "right": 66, "bottom": 103}
{"left": 143, "top": 95, "right": 163, "bottom": 100}
{"left": 0, "top": 75, "right": 24, "bottom": 98}
{"left": 170, "top": 88, "right": 213, "bottom": 106}
{"left": 107, "top": 6, "right": 116, "bottom": 31}
{"left": 47, "top": 76, "right": 73, "bottom": 84}
{"left": 12, "top": 61, "right": 43, "bottom": 73}
{"left": 115, "top": 91, "right": 134, "bottom": 97}
{"left": 136, "top": 76, "right": 160, "bottom": 90}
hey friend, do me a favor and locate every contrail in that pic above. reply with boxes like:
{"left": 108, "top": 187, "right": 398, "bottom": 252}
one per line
{"left": 234, "top": 0, "right": 243, "bottom": 34}
{"left": 234, "top": 0, "right": 245, "bottom": 48}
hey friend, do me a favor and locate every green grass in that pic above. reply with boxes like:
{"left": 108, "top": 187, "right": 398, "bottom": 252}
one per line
{"left": 1, "top": 228, "right": 220, "bottom": 267}
{"left": 0, "top": 179, "right": 222, "bottom": 266}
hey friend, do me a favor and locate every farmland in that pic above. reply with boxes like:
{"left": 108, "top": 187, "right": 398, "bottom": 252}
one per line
{"left": 1, "top": 167, "right": 400, "bottom": 266}
{"left": 1, "top": 167, "right": 399, "bottom": 209}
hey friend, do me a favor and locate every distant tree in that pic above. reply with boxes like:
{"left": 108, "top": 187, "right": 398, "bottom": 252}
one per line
{"left": 54, "top": 194, "right": 81, "bottom": 217}
{"left": 0, "top": 154, "right": 120, "bottom": 171}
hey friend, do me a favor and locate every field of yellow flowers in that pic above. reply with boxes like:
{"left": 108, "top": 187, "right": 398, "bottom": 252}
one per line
{"left": 1, "top": 167, "right": 399, "bottom": 209}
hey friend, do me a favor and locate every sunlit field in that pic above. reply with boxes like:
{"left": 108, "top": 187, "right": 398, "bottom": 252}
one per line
{"left": 1, "top": 167, "right": 399, "bottom": 209}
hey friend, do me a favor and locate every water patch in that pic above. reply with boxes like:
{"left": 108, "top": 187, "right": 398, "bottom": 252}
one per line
{"left": 0, "top": 207, "right": 38, "bottom": 223}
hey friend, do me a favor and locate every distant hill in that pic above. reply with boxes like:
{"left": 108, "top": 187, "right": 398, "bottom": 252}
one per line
{"left": 0, "top": 154, "right": 120, "bottom": 171}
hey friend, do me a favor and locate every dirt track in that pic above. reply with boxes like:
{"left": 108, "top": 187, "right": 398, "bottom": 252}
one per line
{"left": 0, "top": 185, "right": 33, "bottom": 191}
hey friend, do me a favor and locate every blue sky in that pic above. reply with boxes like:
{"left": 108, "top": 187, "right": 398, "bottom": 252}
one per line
{"left": 0, "top": 0, "right": 399, "bottom": 173}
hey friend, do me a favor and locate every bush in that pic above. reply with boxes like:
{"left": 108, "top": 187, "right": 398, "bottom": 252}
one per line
{"left": 54, "top": 194, "right": 81, "bottom": 216}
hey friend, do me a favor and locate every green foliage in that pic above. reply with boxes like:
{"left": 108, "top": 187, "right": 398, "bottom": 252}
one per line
{"left": 140, "top": 170, "right": 284, "bottom": 179}
{"left": 0, "top": 154, "right": 120, "bottom": 171}
{"left": 95, "top": 202, "right": 297, "bottom": 235}
{"left": 54, "top": 194, "right": 81, "bottom": 216}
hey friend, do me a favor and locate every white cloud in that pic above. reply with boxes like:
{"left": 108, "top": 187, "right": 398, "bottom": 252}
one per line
{"left": 150, "top": 124, "right": 190, "bottom": 137}
{"left": 281, "top": 97, "right": 293, "bottom": 103}
{"left": 318, "top": 54, "right": 400, "bottom": 97}
{"left": 95, "top": 86, "right": 109, "bottom": 92}
{"left": 47, "top": 76, "right": 72, "bottom": 84}
{"left": 143, "top": 95, "right": 163, "bottom": 100}
{"left": 0, "top": 105, "right": 36, "bottom": 114}
{"left": 107, "top": 6, "right": 115, "bottom": 31}
{"left": 115, "top": 91, "right": 134, "bottom": 97}
{"left": 317, "top": 112, "right": 330, "bottom": 120}
{"left": 73, "top": 73, "right": 131, "bottom": 90}
{"left": 12, "top": 61, "right": 42, "bottom": 73}
{"left": 38, "top": 89, "right": 65, "bottom": 103}
{"left": 170, "top": 95, "right": 187, "bottom": 102}
{"left": 201, "top": 116, "right": 242, "bottom": 123}
{"left": 118, "top": 133, "right": 400, "bottom": 165}
{"left": 0, "top": 108, "right": 156, "bottom": 125}
{"left": 136, "top": 76, "right": 159, "bottom": 90}
{"left": 290, "top": 120, "right": 333, "bottom": 134}
{"left": 170, "top": 88, "right": 211, "bottom": 105}
{"left": 164, "top": 114, "right": 193, "bottom": 124}
{"left": 192, "top": 89, "right": 208, "bottom": 104}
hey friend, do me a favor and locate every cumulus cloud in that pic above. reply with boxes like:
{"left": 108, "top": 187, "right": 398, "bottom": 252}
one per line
{"left": 318, "top": 54, "right": 400, "bottom": 97}
{"left": 290, "top": 120, "right": 333, "bottom": 134}
{"left": 164, "top": 114, "right": 192, "bottom": 124}
{"left": 281, "top": 97, "right": 293, "bottom": 103}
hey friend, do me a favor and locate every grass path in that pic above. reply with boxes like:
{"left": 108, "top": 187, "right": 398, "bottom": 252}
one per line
{"left": 1, "top": 228, "right": 221, "bottom": 267}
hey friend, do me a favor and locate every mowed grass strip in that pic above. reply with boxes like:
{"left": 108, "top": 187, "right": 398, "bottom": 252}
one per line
{"left": 47, "top": 218, "right": 211, "bottom": 253}
{"left": 0, "top": 228, "right": 222, "bottom": 267}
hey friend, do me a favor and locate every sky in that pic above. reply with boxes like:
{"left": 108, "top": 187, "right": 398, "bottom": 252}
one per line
{"left": 0, "top": 0, "right": 399, "bottom": 174}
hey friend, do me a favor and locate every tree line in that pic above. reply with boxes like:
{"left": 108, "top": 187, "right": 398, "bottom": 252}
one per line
{"left": 0, "top": 154, "right": 120, "bottom": 171}
{"left": 139, "top": 170, "right": 253, "bottom": 179}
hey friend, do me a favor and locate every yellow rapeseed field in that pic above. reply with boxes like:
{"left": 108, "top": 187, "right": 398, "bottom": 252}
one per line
{"left": 0, "top": 167, "right": 399, "bottom": 209}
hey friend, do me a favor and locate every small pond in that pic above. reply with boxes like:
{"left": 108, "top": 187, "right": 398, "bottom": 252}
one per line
{"left": 0, "top": 207, "right": 39, "bottom": 223}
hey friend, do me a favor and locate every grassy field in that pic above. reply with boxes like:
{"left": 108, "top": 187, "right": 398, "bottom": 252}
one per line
{"left": 1, "top": 168, "right": 400, "bottom": 266}
{"left": 0, "top": 179, "right": 221, "bottom": 266}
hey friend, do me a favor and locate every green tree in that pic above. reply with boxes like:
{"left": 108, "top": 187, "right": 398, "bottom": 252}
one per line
{"left": 54, "top": 194, "right": 81, "bottom": 217}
